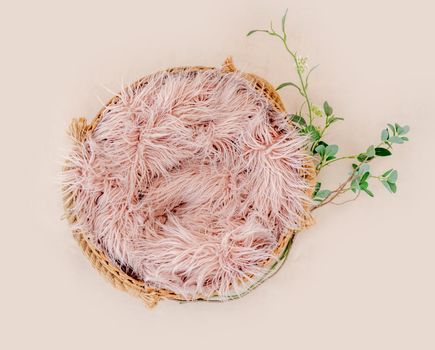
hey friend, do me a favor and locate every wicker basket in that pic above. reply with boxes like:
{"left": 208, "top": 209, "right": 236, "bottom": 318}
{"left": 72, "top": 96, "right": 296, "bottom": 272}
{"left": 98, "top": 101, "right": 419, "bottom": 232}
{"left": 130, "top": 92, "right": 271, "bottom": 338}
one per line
{"left": 64, "top": 57, "right": 315, "bottom": 307}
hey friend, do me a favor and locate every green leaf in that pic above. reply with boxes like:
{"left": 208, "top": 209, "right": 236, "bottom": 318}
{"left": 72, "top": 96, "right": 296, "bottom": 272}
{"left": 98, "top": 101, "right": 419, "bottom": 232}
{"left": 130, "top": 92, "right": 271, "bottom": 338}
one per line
{"left": 323, "top": 101, "right": 333, "bottom": 117}
{"left": 313, "top": 141, "right": 328, "bottom": 155}
{"left": 375, "top": 147, "right": 392, "bottom": 156}
{"left": 388, "top": 123, "right": 396, "bottom": 134}
{"left": 327, "top": 115, "right": 344, "bottom": 125}
{"left": 305, "top": 125, "right": 321, "bottom": 141}
{"left": 317, "top": 140, "right": 329, "bottom": 148}
{"left": 289, "top": 114, "right": 307, "bottom": 127}
{"left": 315, "top": 144, "right": 326, "bottom": 157}
{"left": 313, "top": 182, "right": 331, "bottom": 201}
{"left": 366, "top": 145, "right": 375, "bottom": 158}
{"left": 381, "top": 128, "right": 389, "bottom": 142}
{"left": 388, "top": 170, "right": 398, "bottom": 183}
{"left": 401, "top": 136, "right": 409, "bottom": 141}
{"left": 359, "top": 181, "right": 369, "bottom": 190}
{"left": 381, "top": 180, "right": 392, "bottom": 192}
{"left": 359, "top": 164, "right": 370, "bottom": 175}
{"left": 357, "top": 153, "right": 367, "bottom": 162}
{"left": 362, "top": 188, "right": 374, "bottom": 197}
{"left": 389, "top": 136, "right": 404, "bottom": 144}
{"left": 325, "top": 144, "right": 339, "bottom": 159}
{"left": 276, "top": 81, "right": 301, "bottom": 91}
{"left": 351, "top": 178, "right": 360, "bottom": 193}
{"left": 382, "top": 169, "right": 394, "bottom": 177}
{"left": 382, "top": 180, "right": 397, "bottom": 193}
{"left": 315, "top": 189, "right": 331, "bottom": 200}
{"left": 399, "top": 125, "right": 410, "bottom": 135}
{"left": 313, "top": 182, "right": 321, "bottom": 196}
{"left": 360, "top": 172, "right": 370, "bottom": 183}
{"left": 246, "top": 29, "right": 270, "bottom": 36}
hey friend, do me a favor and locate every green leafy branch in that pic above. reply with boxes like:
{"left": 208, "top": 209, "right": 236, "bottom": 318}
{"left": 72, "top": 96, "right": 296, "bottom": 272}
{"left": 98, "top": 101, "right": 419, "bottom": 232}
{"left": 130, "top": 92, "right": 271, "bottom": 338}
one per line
{"left": 247, "top": 10, "right": 410, "bottom": 209}
{"left": 248, "top": 9, "right": 314, "bottom": 124}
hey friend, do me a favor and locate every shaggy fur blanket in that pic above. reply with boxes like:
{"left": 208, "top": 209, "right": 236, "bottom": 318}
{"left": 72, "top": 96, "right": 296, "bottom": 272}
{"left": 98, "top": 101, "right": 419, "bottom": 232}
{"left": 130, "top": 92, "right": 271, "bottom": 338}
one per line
{"left": 64, "top": 68, "right": 312, "bottom": 298}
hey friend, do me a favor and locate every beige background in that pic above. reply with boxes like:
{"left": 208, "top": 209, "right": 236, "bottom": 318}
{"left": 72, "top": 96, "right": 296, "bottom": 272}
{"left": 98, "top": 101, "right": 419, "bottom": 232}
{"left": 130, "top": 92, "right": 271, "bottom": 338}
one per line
{"left": 1, "top": 0, "right": 434, "bottom": 349}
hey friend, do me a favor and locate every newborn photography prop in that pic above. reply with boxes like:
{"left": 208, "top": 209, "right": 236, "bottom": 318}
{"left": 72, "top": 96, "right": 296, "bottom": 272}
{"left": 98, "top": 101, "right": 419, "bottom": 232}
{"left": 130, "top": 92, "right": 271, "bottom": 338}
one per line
{"left": 62, "top": 11, "right": 409, "bottom": 308}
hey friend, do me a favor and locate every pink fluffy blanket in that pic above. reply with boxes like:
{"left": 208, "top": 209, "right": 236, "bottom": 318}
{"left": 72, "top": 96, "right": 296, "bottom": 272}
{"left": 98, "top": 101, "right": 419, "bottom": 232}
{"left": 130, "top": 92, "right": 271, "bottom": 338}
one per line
{"left": 64, "top": 68, "right": 312, "bottom": 299}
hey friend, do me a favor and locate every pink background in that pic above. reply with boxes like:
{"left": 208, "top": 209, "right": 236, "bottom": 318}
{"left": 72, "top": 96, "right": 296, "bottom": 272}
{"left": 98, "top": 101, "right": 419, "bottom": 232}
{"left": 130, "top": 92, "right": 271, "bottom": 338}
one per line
{"left": 0, "top": 0, "right": 433, "bottom": 349}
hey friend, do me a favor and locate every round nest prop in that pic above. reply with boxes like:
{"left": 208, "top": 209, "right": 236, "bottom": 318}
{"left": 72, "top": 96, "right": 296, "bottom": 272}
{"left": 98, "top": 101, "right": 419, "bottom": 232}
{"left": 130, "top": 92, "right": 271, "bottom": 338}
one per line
{"left": 63, "top": 58, "right": 315, "bottom": 307}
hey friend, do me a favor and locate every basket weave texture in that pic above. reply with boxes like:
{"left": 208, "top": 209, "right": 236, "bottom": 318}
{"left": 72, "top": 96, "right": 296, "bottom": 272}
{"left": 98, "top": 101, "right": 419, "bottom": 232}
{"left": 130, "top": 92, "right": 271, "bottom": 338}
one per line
{"left": 64, "top": 57, "right": 315, "bottom": 307}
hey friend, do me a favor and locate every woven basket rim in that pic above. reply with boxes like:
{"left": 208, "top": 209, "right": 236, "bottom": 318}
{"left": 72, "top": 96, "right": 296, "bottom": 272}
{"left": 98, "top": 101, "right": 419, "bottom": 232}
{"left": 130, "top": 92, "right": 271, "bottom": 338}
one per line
{"left": 63, "top": 57, "right": 315, "bottom": 307}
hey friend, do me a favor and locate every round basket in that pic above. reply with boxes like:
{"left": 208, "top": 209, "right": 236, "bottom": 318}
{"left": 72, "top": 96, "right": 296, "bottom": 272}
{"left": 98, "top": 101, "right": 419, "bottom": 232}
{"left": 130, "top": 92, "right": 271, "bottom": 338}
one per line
{"left": 63, "top": 57, "right": 315, "bottom": 307}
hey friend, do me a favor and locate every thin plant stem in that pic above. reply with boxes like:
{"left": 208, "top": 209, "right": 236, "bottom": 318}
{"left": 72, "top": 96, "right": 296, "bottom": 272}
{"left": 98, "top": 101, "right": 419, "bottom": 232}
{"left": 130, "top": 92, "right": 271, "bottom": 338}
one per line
{"left": 281, "top": 39, "right": 313, "bottom": 124}
{"left": 312, "top": 169, "right": 356, "bottom": 210}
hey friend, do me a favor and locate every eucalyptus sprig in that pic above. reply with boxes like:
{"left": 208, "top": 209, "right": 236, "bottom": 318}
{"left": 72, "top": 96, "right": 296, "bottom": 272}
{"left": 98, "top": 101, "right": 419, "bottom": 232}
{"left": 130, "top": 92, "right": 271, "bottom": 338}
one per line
{"left": 247, "top": 10, "right": 410, "bottom": 209}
